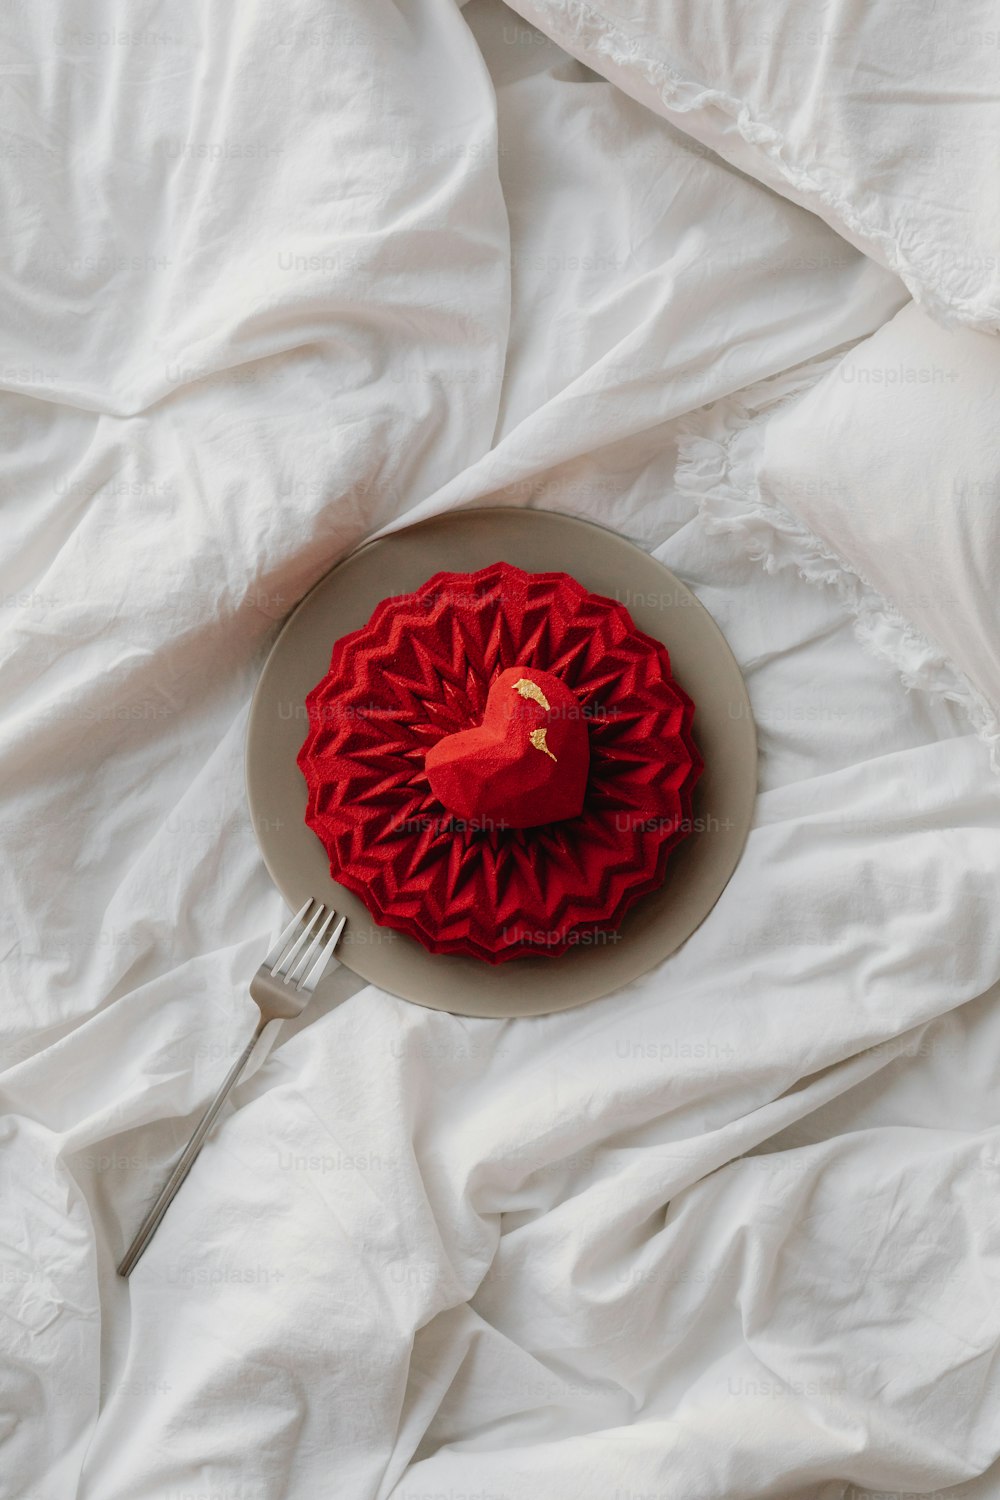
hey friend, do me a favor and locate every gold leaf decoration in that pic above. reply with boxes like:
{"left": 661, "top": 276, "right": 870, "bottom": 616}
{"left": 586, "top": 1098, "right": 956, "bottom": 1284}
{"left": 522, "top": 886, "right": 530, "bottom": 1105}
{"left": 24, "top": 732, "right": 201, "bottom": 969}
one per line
{"left": 513, "top": 677, "right": 551, "bottom": 711}
{"left": 529, "top": 727, "right": 557, "bottom": 762}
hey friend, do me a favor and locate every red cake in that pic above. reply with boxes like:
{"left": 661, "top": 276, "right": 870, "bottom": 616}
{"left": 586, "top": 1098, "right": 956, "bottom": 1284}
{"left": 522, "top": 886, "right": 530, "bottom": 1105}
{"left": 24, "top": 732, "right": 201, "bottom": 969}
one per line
{"left": 297, "top": 562, "right": 702, "bottom": 963}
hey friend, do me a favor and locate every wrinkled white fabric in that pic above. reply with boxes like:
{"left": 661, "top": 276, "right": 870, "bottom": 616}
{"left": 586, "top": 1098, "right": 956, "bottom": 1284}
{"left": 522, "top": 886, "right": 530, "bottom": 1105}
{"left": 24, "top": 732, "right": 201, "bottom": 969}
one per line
{"left": 2, "top": 2, "right": 1000, "bottom": 1499}
{"left": 501, "top": 0, "right": 1000, "bottom": 330}
{"left": 677, "top": 301, "right": 1000, "bottom": 767}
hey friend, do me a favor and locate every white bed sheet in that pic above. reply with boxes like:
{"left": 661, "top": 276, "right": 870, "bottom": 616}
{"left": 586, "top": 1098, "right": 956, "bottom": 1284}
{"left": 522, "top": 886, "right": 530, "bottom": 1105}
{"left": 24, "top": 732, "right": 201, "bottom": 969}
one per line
{"left": 3, "top": 3, "right": 1000, "bottom": 1498}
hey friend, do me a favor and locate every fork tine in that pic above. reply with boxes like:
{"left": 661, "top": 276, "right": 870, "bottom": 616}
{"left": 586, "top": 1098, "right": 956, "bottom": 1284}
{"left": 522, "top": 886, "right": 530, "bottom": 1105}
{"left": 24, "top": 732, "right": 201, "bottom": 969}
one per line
{"left": 300, "top": 914, "right": 347, "bottom": 994}
{"left": 288, "top": 907, "right": 336, "bottom": 987}
{"left": 273, "top": 902, "right": 325, "bottom": 977}
{"left": 263, "top": 899, "right": 313, "bottom": 968}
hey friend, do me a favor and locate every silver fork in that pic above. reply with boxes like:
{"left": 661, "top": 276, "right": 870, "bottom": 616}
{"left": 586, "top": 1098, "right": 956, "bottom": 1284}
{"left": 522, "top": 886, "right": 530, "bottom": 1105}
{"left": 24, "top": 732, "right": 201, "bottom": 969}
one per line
{"left": 118, "top": 899, "right": 346, "bottom": 1278}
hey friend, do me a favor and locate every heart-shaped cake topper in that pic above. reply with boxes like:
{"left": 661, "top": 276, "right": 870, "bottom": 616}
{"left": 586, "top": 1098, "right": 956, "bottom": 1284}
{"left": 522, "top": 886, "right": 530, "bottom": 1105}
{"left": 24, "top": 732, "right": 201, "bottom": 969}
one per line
{"left": 424, "top": 665, "right": 590, "bottom": 829}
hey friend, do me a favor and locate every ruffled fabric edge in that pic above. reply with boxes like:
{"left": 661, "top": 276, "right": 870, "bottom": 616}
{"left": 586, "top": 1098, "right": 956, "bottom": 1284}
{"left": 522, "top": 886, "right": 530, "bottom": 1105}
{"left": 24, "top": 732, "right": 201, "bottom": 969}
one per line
{"left": 674, "top": 400, "right": 1000, "bottom": 773}
{"left": 510, "top": 0, "right": 1000, "bottom": 333}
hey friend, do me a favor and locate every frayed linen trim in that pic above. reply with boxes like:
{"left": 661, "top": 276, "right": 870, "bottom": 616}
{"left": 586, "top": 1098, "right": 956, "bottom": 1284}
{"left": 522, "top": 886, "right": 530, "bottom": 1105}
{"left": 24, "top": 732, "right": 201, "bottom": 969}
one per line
{"left": 674, "top": 405, "right": 1000, "bottom": 772}
{"left": 512, "top": 0, "right": 1000, "bottom": 332}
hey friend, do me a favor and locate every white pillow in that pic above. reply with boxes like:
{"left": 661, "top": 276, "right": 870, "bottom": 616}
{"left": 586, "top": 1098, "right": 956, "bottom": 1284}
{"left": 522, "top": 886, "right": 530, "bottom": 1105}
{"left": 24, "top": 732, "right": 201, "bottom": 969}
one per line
{"left": 502, "top": 0, "right": 1000, "bottom": 331}
{"left": 677, "top": 301, "right": 1000, "bottom": 765}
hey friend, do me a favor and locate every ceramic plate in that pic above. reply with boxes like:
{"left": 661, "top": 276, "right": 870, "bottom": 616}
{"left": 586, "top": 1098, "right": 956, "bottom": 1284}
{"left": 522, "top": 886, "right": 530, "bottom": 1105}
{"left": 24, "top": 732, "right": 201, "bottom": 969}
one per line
{"left": 245, "top": 507, "right": 756, "bottom": 1016}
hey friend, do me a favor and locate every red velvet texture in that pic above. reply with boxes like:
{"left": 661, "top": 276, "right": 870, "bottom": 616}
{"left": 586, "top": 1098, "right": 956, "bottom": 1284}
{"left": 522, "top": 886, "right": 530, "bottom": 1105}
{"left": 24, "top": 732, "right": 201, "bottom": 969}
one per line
{"left": 424, "top": 665, "right": 590, "bottom": 829}
{"left": 297, "top": 562, "right": 703, "bottom": 962}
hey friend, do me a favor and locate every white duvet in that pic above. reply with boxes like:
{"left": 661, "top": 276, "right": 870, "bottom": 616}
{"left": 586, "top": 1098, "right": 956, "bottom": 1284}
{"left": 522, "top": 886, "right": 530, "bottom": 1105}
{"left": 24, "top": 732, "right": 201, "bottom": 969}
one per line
{"left": 3, "top": 2, "right": 1000, "bottom": 1498}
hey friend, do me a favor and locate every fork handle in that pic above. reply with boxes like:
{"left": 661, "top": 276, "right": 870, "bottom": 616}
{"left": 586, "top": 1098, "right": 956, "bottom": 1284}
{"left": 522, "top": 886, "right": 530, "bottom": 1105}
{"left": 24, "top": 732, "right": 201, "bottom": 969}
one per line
{"left": 117, "top": 1016, "right": 270, "bottom": 1278}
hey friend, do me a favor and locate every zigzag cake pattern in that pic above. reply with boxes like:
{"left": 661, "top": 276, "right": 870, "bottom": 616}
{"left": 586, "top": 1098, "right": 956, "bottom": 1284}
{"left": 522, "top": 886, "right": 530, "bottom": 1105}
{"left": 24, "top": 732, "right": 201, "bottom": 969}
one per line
{"left": 297, "top": 562, "right": 703, "bottom": 962}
